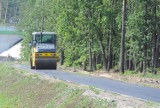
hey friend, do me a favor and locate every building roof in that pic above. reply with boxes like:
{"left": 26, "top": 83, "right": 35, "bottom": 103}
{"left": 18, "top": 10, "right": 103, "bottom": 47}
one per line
{"left": 32, "top": 32, "right": 56, "bottom": 35}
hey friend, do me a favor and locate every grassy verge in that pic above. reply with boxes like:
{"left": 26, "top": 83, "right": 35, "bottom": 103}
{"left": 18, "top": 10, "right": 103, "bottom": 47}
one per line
{"left": 0, "top": 31, "right": 21, "bottom": 35}
{"left": 0, "top": 62, "right": 115, "bottom": 108}
{"left": 122, "top": 70, "right": 160, "bottom": 79}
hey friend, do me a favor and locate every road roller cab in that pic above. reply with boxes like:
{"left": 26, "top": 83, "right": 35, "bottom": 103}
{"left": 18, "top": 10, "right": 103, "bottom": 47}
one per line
{"left": 30, "top": 32, "right": 58, "bottom": 69}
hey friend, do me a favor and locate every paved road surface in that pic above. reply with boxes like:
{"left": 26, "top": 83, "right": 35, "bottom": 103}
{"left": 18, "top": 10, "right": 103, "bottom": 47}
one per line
{"left": 14, "top": 64, "right": 160, "bottom": 103}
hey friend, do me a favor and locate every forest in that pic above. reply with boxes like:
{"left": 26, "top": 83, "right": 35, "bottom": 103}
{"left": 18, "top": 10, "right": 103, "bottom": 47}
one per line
{"left": 0, "top": 0, "right": 160, "bottom": 74}
{"left": 0, "top": 0, "right": 19, "bottom": 24}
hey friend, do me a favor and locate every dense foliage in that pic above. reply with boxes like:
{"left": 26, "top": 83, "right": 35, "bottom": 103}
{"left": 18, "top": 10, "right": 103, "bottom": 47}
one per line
{"left": 0, "top": 0, "right": 20, "bottom": 24}
{"left": 3, "top": 0, "right": 160, "bottom": 74}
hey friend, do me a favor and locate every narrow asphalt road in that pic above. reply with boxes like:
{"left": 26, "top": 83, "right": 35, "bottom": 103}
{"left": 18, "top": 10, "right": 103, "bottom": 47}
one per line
{"left": 14, "top": 64, "right": 160, "bottom": 103}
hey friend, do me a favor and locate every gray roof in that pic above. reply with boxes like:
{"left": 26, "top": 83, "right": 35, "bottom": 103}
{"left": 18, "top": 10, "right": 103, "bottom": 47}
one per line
{"left": 32, "top": 32, "right": 56, "bottom": 35}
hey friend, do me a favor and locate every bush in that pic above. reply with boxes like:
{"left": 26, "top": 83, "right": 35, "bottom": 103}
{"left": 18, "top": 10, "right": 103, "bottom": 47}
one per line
{"left": 97, "top": 64, "right": 102, "bottom": 70}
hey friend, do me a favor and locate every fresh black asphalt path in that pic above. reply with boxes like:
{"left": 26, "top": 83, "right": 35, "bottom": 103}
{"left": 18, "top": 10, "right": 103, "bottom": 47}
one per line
{"left": 14, "top": 64, "right": 160, "bottom": 103}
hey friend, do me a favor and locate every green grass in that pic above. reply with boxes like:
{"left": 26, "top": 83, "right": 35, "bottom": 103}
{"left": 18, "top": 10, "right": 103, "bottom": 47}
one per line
{"left": 0, "top": 31, "right": 21, "bottom": 35}
{"left": 0, "top": 94, "right": 19, "bottom": 108}
{"left": 0, "top": 62, "right": 115, "bottom": 108}
{"left": 89, "top": 86, "right": 100, "bottom": 94}
{"left": 123, "top": 70, "right": 160, "bottom": 79}
{"left": 0, "top": 94, "right": 11, "bottom": 108}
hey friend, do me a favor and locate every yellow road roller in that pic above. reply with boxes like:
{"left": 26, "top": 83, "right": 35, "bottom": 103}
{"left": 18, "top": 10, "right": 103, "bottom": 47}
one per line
{"left": 30, "top": 32, "right": 58, "bottom": 69}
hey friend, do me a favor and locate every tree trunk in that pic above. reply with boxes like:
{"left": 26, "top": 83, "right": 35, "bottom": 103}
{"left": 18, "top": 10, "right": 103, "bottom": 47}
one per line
{"left": 155, "top": 33, "right": 159, "bottom": 68}
{"left": 89, "top": 40, "right": 93, "bottom": 71}
{"left": 13, "top": 0, "right": 17, "bottom": 24}
{"left": 60, "top": 49, "right": 64, "bottom": 65}
{"left": 95, "top": 0, "right": 107, "bottom": 71}
{"left": 140, "top": 62, "right": 143, "bottom": 73}
{"left": 120, "top": 0, "right": 126, "bottom": 73}
{"left": 152, "top": 35, "right": 157, "bottom": 74}
{"left": 97, "top": 31, "right": 107, "bottom": 71}
{"left": 113, "top": 54, "right": 116, "bottom": 67}
{"left": 152, "top": 0, "right": 157, "bottom": 74}
{"left": 0, "top": 0, "right": 2, "bottom": 20}
{"left": 129, "top": 52, "right": 134, "bottom": 70}
{"left": 4, "top": 2, "right": 8, "bottom": 23}
{"left": 96, "top": 53, "right": 101, "bottom": 65}
{"left": 143, "top": 1, "right": 148, "bottom": 73}
{"left": 125, "top": 52, "right": 129, "bottom": 70}
{"left": 83, "top": 60, "right": 87, "bottom": 71}
{"left": 100, "top": 41, "right": 107, "bottom": 71}
{"left": 143, "top": 44, "right": 147, "bottom": 73}
{"left": 107, "top": 34, "right": 112, "bottom": 72}
{"left": 93, "top": 53, "right": 97, "bottom": 71}
{"left": 41, "top": 0, "right": 44, "bottom": 32}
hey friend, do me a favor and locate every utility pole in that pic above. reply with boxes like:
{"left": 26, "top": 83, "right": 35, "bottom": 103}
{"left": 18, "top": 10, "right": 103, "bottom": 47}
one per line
{"left": 41, "top": 0, "right": 44, "bottom": 32}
